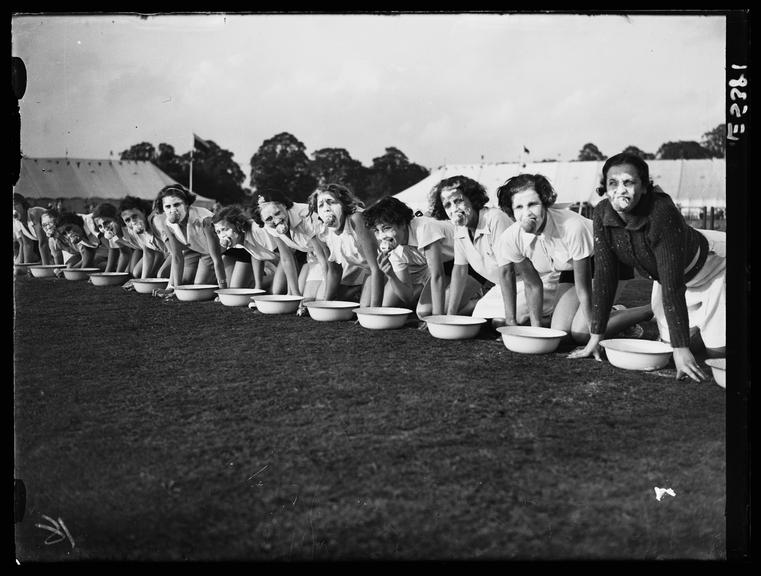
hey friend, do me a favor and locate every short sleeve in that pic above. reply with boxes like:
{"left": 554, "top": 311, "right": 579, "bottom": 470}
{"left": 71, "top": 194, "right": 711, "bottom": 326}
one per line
{"left": 489, "top": 209, "right": 514, "bottom": 248}
{"left": 563, "top": 214, "right": 594, "bottom": 261}
{"left": 495, "top": 224, "right": 526, "bottom": 266}
{"left": 415, "top": 217, "right": 447, "bottom": 250}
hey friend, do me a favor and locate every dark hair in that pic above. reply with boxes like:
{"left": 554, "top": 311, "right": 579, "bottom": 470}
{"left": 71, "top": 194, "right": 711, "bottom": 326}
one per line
{"left": 13, "top": 193, "right": 30, "bottom": 212}
{"left": 496, "top": 174, "right": 558, "bottom": 219}
{"left": 119, "top": 195, "right": 153, "bottom": 216}
{"left": 41, "top": 208, "right": 60, "bottom": 224}
{"left": 362, "top": 196, "right": 415, "bottom": 229}
{"left": 56, "top": 210, "right": 84, "bottom": 231}
{"left": 92, "top": 202, "right": 119, "bottom": 221}
{"left": 307, "top": 183, "right": 364, "bottom": 220}
{"left": 251, "top": 189, "right": 295, "bottom": 227}
{"left": 211, "top": 205, "right": 252, "bottom": 236}
{"left": 597, "top": 152, "right": 655, "bottom": 196}
{"left": 153, "top": 184, "right": 196, "bottom": 213}
{"left": 428, "top": 175, "right": 489, "bottom": 221}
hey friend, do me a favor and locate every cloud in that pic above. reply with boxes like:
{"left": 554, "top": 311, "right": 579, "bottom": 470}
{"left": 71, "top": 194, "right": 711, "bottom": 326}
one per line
{"left": 14, "top": 13, "right": 728, "bottom": 169}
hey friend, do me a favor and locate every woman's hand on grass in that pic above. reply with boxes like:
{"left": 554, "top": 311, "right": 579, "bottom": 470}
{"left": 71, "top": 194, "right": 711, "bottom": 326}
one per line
{"left": 567, "top": 334, "right": 603, "bottom": 361}
{"left": 153, "top": 287, "right": 175, "bottom": 299}
{"left": 673, "top": 347, "right": 708, "bottom": 382}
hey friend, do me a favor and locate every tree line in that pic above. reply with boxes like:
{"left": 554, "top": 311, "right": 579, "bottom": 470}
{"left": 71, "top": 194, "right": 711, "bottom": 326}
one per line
{"left": 120, "top": 123, "right": 726, "bottom": 206}
{"left": 120, "top": 132, "right": 428, "bottom": 207}
{"left": 572, "top": 123, "right": 725, "bottom": 162}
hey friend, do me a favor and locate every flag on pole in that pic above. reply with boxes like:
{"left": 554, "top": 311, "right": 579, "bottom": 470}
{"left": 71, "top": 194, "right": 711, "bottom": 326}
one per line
{"left": 193, "top": 133, "right": 212, "bottom": 153}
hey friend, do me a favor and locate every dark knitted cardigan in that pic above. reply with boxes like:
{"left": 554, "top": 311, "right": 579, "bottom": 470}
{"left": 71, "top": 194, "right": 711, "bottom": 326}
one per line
{"left": 590, "top": 188, "right": 708, "bottom": 348}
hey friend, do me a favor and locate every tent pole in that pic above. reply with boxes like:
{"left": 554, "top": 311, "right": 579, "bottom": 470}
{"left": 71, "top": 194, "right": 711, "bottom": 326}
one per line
{"left": 189, "top": 149, "right": 193, "bottom": 192}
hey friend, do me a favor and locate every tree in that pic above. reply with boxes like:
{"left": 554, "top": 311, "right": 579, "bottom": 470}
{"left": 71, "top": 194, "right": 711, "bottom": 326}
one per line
{"left": 249, "top": 132, "right": 318, "bottom": 203}
{"left": 311, "top": 147, "right": 368, "bottom": 193}
{"left": 577, "top": 143, "right": 606, "bottom": 161}
{"left": 120, "top": 142, "right": 156, "bottom": 162}
{"left": 700, "top": 123, "right": 726, "bottom": 158}
{"left": 120, "top": 140, "right": 247, "bottom": 204}
{"left": 362, "top": 147, "right": 429, "bottom": 205}
{"left": 621, "top": 145, "right": 655, "bottom": 160}
{"left": 656, "top": 141, "right": 712, "bottom": 160}
{"left": 155, "top": 143, "right": 188, "bottom": 185}
{"left": 187, "top": 139, "right": 247, "bottom": 205}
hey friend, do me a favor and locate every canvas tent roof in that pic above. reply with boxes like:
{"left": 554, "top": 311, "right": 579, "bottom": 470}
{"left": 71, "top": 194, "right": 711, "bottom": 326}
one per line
{"left": 14, "top": 157, "right": 180, "bottom": 202}
{"left": 394, "top": 159, "right": 726, "bottom": 215}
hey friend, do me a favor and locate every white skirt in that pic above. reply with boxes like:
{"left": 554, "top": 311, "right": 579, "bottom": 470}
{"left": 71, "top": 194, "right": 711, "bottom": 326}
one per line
{"left": 472, "top": 271, "right": 561, "bottom": 322}
{"left": 651, "top": 230, "right": 726, "bottom": 349}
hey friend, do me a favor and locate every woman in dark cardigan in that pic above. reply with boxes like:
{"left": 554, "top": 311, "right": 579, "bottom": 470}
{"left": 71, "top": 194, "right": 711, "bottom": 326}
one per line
{"left": 569, "top": 153, "right": 726, "bottom": 382}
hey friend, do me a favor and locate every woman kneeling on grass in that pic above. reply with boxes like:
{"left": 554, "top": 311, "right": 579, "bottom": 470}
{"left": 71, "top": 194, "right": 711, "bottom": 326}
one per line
{"left": 568, "top": 153, "right": 726, "bottom": 382}
{"left": 308, "top": 183, "right": 383, "bottom": 307}
{"left": 495, "top": 173, "right": 652, "bottom": 344}
{"left": 119, "top": 196, "right": 171, "bottom": 279}
{"left": 152, "top": 185, "right": 228, "bottom": 298}
{"left": 54, "top": 210, "right": 112, "bottom": 271}
{"left": 13, "top": 193, "right": 52, "bottom": 265}
{"left": 428, "top": 175, "right": 515, "bottom": 327}
{"left": 92, "top": 202, "right": 139, "bottom": 276}
{"left": 252, "top": 189, "right": 330, "bottom": 303}
{"left": 40, "top": 209, "right": 79, "bottom": 267}
{"left": 211, "top": 205, "right": 280, "bottom": 292}
{"left": 362, "top": 195, "right": 482, "bottom": 315}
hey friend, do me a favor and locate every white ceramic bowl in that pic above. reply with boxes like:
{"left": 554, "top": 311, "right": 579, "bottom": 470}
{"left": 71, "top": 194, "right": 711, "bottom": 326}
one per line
{"left": 215, "top": 288, "right": 266, "bottom": 307}
{"left": 173, "top": 284, "right": 219, "bottom": 301}
{"left": 354, "top": 307, "right": 412, "bottom": 330}
{"left": 14, "top": 262, "right": 41, "bottom": 276}
{"left": 62, "top": 267, "right": 101, "bottom": 281}
{"left": 29, "top": 264, "right": 67, "bottom": 278}
{"left": 251, "top": 294, "right": 304, "bottom": 314}
{"left": 498, "top": 325, "right": 568, "bottom": 354}
{"left": 90, "top": 272, "right": 131, "bottom": 286}
{"left": 304, "top": 300, "right": 360, "bottom": 322}
{"left": 600, "top": 339, "right": 673, "bottom": 371}
{"left": 424, "top": 315, "right": 487, "bottom": 340}
{"left": 704, "top": 358, "right": 726, "bottom": 389}
{"left": 132, "top": 278, "right": 170, "bottom": 294}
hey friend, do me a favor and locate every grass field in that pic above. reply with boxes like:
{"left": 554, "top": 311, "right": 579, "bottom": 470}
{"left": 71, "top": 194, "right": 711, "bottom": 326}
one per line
{"left": 13, "top": 273, "right": 726, "bottom": 561}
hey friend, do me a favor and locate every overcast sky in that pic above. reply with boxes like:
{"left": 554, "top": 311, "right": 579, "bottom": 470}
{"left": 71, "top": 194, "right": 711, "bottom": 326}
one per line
{"left": 12, "top": 12, "right": 726, "bottom": 177}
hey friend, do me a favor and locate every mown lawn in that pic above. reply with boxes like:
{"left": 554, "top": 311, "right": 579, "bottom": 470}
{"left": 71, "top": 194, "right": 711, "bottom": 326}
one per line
{"left": 13, "top": 274, "right": 725, "bottom": 561}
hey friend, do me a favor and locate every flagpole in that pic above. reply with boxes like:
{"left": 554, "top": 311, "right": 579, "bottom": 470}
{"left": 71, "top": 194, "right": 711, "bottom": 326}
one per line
{"left": 189, "top": 145, "right": 194, "bottom": 192}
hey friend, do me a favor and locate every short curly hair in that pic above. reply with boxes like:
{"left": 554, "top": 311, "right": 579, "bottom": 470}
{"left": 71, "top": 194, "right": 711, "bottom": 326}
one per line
{"left": 153, "top": 184, "right": 196, "bottom": 214}
{"left": 211, "top": 205, "right": 252, "bottom": 237}
{"left": 92, "top": 202, "right": 119, "bottom": 221}
{"left": 251, "top": 189, "right": 295, "bottom": 227}
{"left": 56, "top": 210, "right": 85, "bottom": 232}
{"left": 119, "top": 195, "right": 153, "bottom": 216}
{"left": 362, "top": 196, "right": 415, "bottom": 229}
{"left": 496, "top": 174, "right": 558, "bottom": 219}
{"left": 428, "top": 175, "right": 489, "bottom": 221}
{"left": 596, "top": 152, "right": 655, "bottom": 197}
{"left": 41, "top": 208, "right": 60, "bottom": 224}
{"left": 307, "top": 183, "right": 365, "bottom": 220}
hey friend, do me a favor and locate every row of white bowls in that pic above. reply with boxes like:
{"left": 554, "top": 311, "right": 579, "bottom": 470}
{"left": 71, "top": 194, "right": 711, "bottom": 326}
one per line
{"left": 18, "top": 264, "right": 727, "bottom": 380}
{"left": 22, "top": 263, "right": 132, "bottom": 286}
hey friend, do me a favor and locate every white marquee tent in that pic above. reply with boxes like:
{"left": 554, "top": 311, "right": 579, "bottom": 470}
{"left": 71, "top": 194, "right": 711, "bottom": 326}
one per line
{"left": 13, "top": 157, "right": 216, "bottom": 211}
{"left": 394, "top": 159, "right": 726, "bottom": 215}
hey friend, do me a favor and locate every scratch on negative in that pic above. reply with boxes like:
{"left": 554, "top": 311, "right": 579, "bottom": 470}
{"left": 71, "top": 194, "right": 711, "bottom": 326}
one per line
{"left": 248, "top": 464, "right": 270, "bottom": 481}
